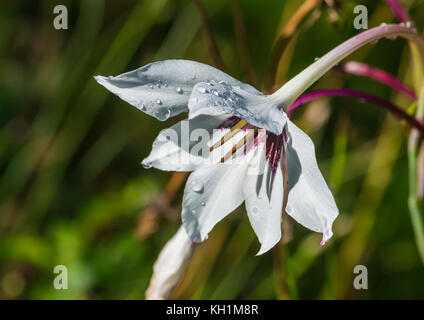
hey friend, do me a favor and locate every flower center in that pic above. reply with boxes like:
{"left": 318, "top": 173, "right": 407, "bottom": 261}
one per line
{"left": 210, "top": 117, "right": 283, "bottom": 168}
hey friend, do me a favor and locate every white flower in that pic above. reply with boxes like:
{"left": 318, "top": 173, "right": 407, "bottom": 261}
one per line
{"left": 95, "top": 59, "right": 339, "bottom": 254}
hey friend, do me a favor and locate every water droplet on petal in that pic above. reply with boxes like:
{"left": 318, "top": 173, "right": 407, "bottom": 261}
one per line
{"left": 285, "top": 205, "right": 293, "bottom": 214}
{"left": 406, "top": 21, "right": 413, "bottom": 28}
{"left": 142, "top": 162, "right": 152, "bottom": 169}
{"left": 156, "top": 99, "right": 162, "bottom": 105}
{"left": 176, "top": 87, "right": 183, "bottom": 94}
{"left": 140, "top": 104, "right": 146, "bottom": 111}
{"left": 380, "top": 22, "right": 387, "bottom": 29}
{"left": 198, "top": 87, "right": 208, "bottom": 94}
{"left": 164, "top": 109, "right": 171, "bottom": 120}
{"left": 150, "top": 85, "right": 154, "bottom": 89}
{"left": 314, "top": 57, "right": 320, "bottom": 62}
{"left": 201, "top": 202, "right": 206, "bottom": 207}
{"left": 190, "top": 180, "right": 204, "bottom": 193}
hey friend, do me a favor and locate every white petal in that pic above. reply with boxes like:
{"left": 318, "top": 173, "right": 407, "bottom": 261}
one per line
{"left": 95, "top": 60, "right": 259, "bottom": 121}
{"left": 244, "top": 144, "right": 284, "bottom": 255}
{"left": 182, "top": 162, "right": 249, "bottom": 242}
{"left": 286, "top": 120, "right": 339, "bottom": 244}
{"left": 142, "top": 115, "right": 247, "bottom": 172}
{"left": 145, "top": 226, "right": 194, "bottom": 300}
{"left": 188, "top": 81, "right": 287, "bottom": 135}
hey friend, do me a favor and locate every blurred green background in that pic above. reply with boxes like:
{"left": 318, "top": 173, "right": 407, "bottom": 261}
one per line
{"left": 1, "top": 0, "right": 424, "bottom": 299}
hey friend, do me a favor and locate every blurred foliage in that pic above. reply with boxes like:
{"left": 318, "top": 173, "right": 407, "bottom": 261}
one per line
{"left": 1, "top": 0, "right": 424, "bottom": 299}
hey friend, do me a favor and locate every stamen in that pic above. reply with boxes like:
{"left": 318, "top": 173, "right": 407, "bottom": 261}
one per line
{"left": 220, "top": 128, "right": 257, "bottom": 163}
{"left": 209, "top": 120, "right": 248, "bottom": 152}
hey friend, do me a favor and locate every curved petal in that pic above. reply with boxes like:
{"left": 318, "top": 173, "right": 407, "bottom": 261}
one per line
{"left": 95, "top": 60, "right": 260, "bottom": 121}
{"left": 182, "top": 162, "right": 249, "bottom": 242}
{"left": 286, "top": 120, "right": 339, "bottom": 245}
{"left": 188, "top": 81, "right": 287, "bottom": 135}
{"left": 244, "top": 144, "right": 284, "bottom": 255}
{"left": 142, "top": 115, "right": 249, "bottom": 172}
{"left": 145, "top": 226, "right": 194, "bottom": 300}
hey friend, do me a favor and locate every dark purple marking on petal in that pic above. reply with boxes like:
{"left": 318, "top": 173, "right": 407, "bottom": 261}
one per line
{"left": 266, "top": 131, "right": 283, "bottom": 193}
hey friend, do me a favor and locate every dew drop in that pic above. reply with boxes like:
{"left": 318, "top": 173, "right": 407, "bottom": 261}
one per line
{"left": 406, "top": 21, "right": 413, "bottom": 28}
{"left": 201, "top": 202, "right": 206, "bottom": 207}
{"left": 156, "top": 99, "right": 162, "bottom": 105}
{"left": 190, "top": 180, "right": 204, "bottom": 193}
{"left": 176, "top": 87, "right": 183, "bottom": 94}
{"left": 155, "top": 109, "right": 171, "bottom": 121}
{"left": 140, "top": 104, "right": 146, "bottom": 111}
{"left": 314, "top": 57, "right": 320, "bottom": 62}
{"left": 142, "top": 162, "right": 152, "bottom": 169}
{"left": 163, "top": 109, "right": 171, "bottom": 120}
{"left": 380, "top": 22, "right": 387, "bottom": 29}
{"left": 285, "top": 205, "right": 293, "bottom": 214}
{"left": 198, "top": 87, "right": 208, "bottom": 94}
{"left": 150, "top": 85, "right": 154, "bottom": 89}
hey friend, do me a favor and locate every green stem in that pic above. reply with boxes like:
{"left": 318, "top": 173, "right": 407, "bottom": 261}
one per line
{"left": 408, "top": 85, "right": 424, "bottom": 265}
{"left": 408, "top": 136, "right": 424, "bottom": 264}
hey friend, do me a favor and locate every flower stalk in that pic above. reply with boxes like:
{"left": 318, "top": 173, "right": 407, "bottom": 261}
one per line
{"left": 287, "top": 88, "right": 424, "bottom": 135}
{"left": 269, "top": 23, "right": 424, "bottom": 108}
